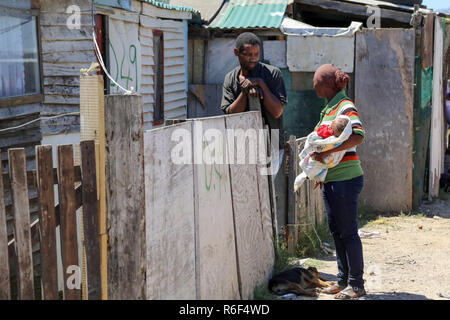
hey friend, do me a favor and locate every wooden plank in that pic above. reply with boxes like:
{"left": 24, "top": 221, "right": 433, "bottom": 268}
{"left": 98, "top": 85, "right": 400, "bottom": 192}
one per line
{"left": 192, "top": 40, "right": 204, "bottom": 84}
{"left": 8, "top": 148, "right": 34, "bottom": 300}
{"left": 421, "top": 14, "right": 435, "bottom": 69}
{"left": 225, "top": 111, "right": 272, "bottom": 300}
{"left": 286, "top": 135, "right": 296, "bottom": 253}
{"left": 36, "top": 145, "right": 58, "bottom": 300}
{"left": 80, "top": 141, "right": 101, "bottom": 300}
{"left": 57, "top": 144, "right": 80, "bottom": 300}
{"left": 256, "top": 125, "right": 275, "bottom": 280}
{"left": 429, "top": 16, "right": 445, "bottom": 199}
{"left": 105, "top": 95, "right": 145, "bottom": 300}
{"left": 355, "top": 29, "right": 415, "bottom": 212}
{"left": 144, "top": 122, "right": 196, "bottom": 299}
{"left": 0, "top": 164, "right": 10, "bottom": 300}
{"left": 193, "top": 116, "right": 240, "bottom": 300}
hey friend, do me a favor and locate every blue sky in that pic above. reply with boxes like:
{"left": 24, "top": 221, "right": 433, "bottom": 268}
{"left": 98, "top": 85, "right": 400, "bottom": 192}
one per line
{"left": 422, "top": 0, "right": 449, "bottom": 10}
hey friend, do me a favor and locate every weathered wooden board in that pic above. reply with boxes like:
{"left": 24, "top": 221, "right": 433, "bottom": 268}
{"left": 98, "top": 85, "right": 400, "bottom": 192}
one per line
{"left": 421, "top": 14, "right": 435, "bottom": 70}
{"left": 36, "top": 145, "right": 58, "bottom": 300}
{"left": 144, "top": 122, "right": 196, "bottom": 300}
{"left": 225, "top": 111, "right": 272, "bottom": 300}
{"left": 105, "top": 95, "right": 145, "bottom": 300}
{"left": 429, "top": 16, "right": 445, "bottom": 199}
{"left": 8, "top": 148, "right": 34, "bottom": 300}
{"left": 193, "top": 116, "right": 240, "bottom": 300}
{"left": 355, "top": 29, "right": 415, "bottom": 212}
{"left": 0, "top": 165, "right": 11, "bottom": 300}
{"left": 57, "top": 144, "right": 80, "bottom": 300}
{"left": 80, "top": 141, "right": 101, "bottom": 300}
{"left": 256, "top": 125, "right": 275, "bottom": 280}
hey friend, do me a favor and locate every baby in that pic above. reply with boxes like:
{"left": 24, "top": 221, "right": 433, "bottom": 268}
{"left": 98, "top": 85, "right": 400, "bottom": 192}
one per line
{"left": 294, "top": 116, "right": 351, "bottom": 192}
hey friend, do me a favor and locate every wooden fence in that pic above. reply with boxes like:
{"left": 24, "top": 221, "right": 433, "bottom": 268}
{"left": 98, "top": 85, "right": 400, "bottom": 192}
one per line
{"left": 285, "top": 135, "right": 327, "bottom": 254}
{"left": 0, "top": 140, "right": 100, "bottom": 300}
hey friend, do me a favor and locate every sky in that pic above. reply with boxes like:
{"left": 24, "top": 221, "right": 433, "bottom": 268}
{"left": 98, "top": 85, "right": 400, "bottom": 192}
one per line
{"left": 421, "top": 0, "right": 449, "bottom": 10}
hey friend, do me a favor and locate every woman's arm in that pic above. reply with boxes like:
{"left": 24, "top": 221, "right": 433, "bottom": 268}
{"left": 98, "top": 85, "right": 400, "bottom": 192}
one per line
{"left": 312, "top": 133, "right": 364, "bottom": 163}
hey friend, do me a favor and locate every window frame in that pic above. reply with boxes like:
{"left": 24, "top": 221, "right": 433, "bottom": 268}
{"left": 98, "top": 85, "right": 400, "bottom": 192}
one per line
{"left": 152, "top": 29, "right": 164, "bottom": 126}
{"left": 0, "top": 2, "right": 43, "bottom": 107}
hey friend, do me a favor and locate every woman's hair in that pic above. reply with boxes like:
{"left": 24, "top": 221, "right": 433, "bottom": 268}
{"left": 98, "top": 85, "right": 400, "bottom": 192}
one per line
{"left": 335, "top": 69, "right": 350, "bottom": 90}
{"left": 235, "top": 32, "right": 261, "bottom": 53}
{"left": 315, "top": 64, "right": 350, "bottom": 91}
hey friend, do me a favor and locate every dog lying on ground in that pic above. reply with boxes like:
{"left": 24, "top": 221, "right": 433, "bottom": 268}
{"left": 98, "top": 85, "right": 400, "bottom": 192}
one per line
{"left": 268, "top": 267, "right": 333, "bottom": 297}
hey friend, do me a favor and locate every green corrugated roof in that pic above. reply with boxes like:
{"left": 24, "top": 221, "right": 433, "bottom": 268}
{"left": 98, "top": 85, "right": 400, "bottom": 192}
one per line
{"left": 208, "top": 0, "right": 288, "bottom": 29}
{"left": 140, "top": 0, "right": 199, "bottom": 14}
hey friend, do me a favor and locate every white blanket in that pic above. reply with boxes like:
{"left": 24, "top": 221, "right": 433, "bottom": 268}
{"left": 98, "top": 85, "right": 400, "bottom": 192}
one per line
{"left": 294, "top": 115, "right": 352, "bottom": 192}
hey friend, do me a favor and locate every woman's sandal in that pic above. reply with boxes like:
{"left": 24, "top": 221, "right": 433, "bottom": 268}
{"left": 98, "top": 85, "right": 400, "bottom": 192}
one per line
{"left": 334, "top": 286, "right": 366, "bottom": 299}
{"left": 321, "top": 284, "right": 346, "bottom": 294}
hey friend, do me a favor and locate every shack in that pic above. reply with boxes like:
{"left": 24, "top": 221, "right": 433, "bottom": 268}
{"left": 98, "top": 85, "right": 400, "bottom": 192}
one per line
{"left": 181, "top": 0, "right": 450, "bottom": 233}
{"left": 0, "top": 0, "right": 196, "bottom": 298}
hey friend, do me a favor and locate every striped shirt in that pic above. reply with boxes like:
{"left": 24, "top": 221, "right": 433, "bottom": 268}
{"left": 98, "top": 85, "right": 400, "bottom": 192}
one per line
{"left": 314, "top": 90, "right": 365, "bottom": 183}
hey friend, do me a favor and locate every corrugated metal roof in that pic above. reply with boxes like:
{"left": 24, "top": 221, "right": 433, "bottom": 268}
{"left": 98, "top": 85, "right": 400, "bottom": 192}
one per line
{"left": 208, "top": 0, "right": 288, "bottom": 29}
{"left": 140, "top": 0, "right": 199, "bottom": 14}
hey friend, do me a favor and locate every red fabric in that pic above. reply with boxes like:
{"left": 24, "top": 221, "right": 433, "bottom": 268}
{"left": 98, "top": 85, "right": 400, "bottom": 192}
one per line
{"left": 317, "top": 124, "right": 334, "bottom": 139}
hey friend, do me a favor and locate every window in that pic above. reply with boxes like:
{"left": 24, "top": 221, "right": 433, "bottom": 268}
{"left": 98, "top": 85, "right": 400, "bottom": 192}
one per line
{"left": 153, "top": 30, "right": 164, "bottom": 125}
{"left": 0, "top": 1, "right": 41, "bottom": 102}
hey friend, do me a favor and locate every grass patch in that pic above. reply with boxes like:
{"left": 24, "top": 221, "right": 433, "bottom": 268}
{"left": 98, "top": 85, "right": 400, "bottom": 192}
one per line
{"left": 357, "top": 204, "right": 378, "bottom": 227}
{"left": 439, "top": 188, "right": 450, "bottom": 201}
{"left": 295, "top": 222, "right": 334, "bottom": 258}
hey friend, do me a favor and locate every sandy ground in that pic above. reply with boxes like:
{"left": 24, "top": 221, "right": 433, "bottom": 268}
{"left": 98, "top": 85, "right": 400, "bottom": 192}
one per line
{"left": 287, "top": 198, "right": 450, "bottom": 300}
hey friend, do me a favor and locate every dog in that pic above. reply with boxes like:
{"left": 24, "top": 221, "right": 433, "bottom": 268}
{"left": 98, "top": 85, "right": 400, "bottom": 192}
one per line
{"left": 268, "top": 266, "right": 333, "bottom": 297}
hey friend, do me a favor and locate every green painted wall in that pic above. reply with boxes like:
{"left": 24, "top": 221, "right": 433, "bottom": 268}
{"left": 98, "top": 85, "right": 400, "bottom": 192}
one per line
{"left": 280, "top": 68, "right": 326, "bottom": 141}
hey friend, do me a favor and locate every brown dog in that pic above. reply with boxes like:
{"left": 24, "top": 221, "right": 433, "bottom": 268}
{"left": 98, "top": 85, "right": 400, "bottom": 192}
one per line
{"left": 268, "top": 267, "right": 333, "bottom": 297}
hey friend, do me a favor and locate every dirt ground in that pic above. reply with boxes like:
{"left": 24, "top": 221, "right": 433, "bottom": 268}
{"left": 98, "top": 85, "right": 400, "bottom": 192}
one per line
{"left": 289, "top": 197, "right": 450, "bottom": 300}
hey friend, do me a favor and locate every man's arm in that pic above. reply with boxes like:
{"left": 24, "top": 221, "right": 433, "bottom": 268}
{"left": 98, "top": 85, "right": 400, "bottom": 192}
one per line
{"left": 254, "top": 79, "right": 284, "bottom": 118}
{"left": 226, "top": 90, "right": 248, "bottom": 114}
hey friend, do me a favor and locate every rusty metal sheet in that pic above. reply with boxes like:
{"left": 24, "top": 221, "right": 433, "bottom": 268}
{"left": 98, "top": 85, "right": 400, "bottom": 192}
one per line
{"left": 355, "top": 28, "right": 415, "bottom": 212}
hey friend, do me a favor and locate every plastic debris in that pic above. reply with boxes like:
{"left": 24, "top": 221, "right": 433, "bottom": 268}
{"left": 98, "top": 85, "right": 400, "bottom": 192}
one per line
{"left": 358, "top": 229, "right": 381, "bottom": 239}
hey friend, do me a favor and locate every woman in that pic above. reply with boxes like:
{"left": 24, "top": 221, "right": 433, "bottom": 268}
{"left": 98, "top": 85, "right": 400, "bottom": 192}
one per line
{"left": 311, "top": 64, "right": 366, "bottom": 299}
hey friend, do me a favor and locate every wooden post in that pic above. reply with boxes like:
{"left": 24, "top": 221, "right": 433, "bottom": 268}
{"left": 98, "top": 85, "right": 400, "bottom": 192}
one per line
{"left": 8, "top": 148, "right": 34, "bottom": 300}
{"left": 80, "top": 140, "right": 101, "bottom": 300}
{"left": 286, "top": 136, "right": 296, "bottom": 254}
{"left": 104, "top": 95, "right": 145, "bottom": 300}
{"left": 57, "top": 145, "right": 80, "bottom": 300}
{"left": 0, "top": 166, "right": 11, "bottom": 300}
{"left": 80, "top": 74, "right": 107, "bottom": 299}
{"left": 36, "top": 145, "right": 59, "bottom": 300}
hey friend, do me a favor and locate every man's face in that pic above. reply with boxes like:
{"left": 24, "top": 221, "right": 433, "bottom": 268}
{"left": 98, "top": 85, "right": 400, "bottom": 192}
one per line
{"left": 234, "top": 44, "right": 260, "bottom": 71}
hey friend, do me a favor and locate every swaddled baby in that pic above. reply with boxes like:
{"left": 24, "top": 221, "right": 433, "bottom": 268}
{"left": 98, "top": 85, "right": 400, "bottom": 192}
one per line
{"left": 294, "top": 115, "right": 352, "bottom": 192}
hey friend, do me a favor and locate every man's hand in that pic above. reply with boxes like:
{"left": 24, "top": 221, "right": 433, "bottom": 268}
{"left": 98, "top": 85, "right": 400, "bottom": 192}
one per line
{"left": 240, "top": 76, "right": 263, "bottom": 97}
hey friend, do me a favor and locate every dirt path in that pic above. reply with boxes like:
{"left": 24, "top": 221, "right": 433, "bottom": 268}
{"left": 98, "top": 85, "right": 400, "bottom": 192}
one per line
{"left": 291, "top": 198, "right": 450, "bottom": 300}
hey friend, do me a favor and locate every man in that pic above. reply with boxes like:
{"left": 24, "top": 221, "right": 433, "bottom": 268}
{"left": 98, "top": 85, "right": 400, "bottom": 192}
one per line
{"left": 220, "top": 32, "right": 288, "bottom": 155}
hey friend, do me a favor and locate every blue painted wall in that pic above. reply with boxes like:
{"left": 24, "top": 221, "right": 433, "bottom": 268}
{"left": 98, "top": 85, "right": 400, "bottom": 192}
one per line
{"left": 94, "top": 0, "right": 131, "bottom": 10}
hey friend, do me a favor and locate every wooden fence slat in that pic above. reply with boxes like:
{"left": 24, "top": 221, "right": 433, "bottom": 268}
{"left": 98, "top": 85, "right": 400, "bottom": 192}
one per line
{"left": 36, "top": 145, "right": 59, "bottom": 300}
{"left": 57, "top": 144, "right": 80, "bottom": 300}
{"left": 0, "top": 165, "right": 11, "bottom": 300}
{"left": 80, "top": 140, "right": 101, "bottom": 300}
{"left": 105, "top": 95, "right": 146, "bottom": 300}
{"left": 286, "top": 136, "right": 296, "bottom": 253}
{"left": 8, "top": 148, "right": 34, "bottom": 300}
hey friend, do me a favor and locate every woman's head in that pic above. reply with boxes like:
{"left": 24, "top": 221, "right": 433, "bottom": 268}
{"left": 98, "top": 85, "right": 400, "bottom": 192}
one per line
{"left": 313, "top": 64, "right": 350, "bottom": 100}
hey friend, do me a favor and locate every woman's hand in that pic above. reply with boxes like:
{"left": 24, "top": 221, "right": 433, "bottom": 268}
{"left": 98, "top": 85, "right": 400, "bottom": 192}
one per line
{"left": 314, "top": 181, "right": 323, "bottom": 190}
{"left": 312, "top": 151, "right": 329, "bottom": 164}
